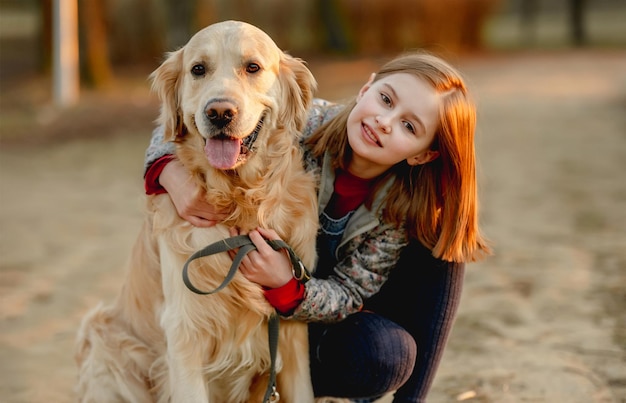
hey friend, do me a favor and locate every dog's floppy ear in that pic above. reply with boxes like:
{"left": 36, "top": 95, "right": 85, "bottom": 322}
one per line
{"left": 278, "top": 54, "right": 317, "bottom": 132}
{"left": 150, "top": 48, "right": 185, "bottom": 142}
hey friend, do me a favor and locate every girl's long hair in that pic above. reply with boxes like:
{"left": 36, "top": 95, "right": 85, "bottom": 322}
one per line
{"left": 307, "top": 52, "right": 491, "bottom": 262}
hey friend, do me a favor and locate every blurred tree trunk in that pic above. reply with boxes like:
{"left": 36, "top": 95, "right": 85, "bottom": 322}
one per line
{"left": 520, "top": 0, "right": 538, "bottom": 45}
{"left": 570, "top": 0, "right": 586, "bottom": 46}
{"left": 194, "top": 0, "right": 217, "bottom": 34}
{"left": 79, "top": 0, "right": 113, "bottom": 88}
{"left": 108, "top": 0, "right": 164, "bottom": 65}
{"left": 315, "top": 0, "right": 351, "bottom": 53}
{"left": 40, "top": 0, "right": 53, "bottom": 74}
{"left": 163, "top": 0, "right": 198, "bottom": 50}
{"left": 415, "top": 0, "right": 500, "bottom": 53}
{"left": 460, "top": 0, "right": 501, "bottom": 50}
{"left": 136, "top": 0, "right": 165, "bottom": 61}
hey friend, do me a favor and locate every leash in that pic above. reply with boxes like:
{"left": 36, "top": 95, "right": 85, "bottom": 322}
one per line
{"left": 182, "top": 235, "right": 311, "bottom": 295}
{"left": 265, "top": 313, "right": 280, "bottom": 403}
{"left": 181, "top": 234, "right": 311, "bottom": 402}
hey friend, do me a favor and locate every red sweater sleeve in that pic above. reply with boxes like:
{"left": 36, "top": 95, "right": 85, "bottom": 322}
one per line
{"left": 264, "top": 278, "right": 305, "bottom": 315}
{"left": 144, "top": 155, "right": 175, "bottom": 195}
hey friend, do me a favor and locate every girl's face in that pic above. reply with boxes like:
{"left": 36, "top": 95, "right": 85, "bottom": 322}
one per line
{"left": 346, "top": 73, "right": 441, "bottom": 179}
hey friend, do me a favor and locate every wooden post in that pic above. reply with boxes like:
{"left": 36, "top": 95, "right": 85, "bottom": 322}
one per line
{"left": 53, "top": 0, "right": 79, "bottom": 106}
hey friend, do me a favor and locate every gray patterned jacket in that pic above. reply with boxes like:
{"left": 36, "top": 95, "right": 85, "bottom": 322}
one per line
{"left": 144, "top": 99, "right": 409, "bottom": 323}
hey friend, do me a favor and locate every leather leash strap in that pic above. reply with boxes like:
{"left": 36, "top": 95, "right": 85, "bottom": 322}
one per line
{"left": 182, "top": 235, "right": 310, "bottom": 295}
{"left": 181, "top": 234, "right": 311, "bottom": 402}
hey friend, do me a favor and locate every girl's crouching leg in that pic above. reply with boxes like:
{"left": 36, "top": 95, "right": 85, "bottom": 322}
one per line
{"left": 309, "top": 312, "right": 416, "bottom": 399}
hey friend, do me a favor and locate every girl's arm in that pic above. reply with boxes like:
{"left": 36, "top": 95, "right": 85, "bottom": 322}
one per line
{"left": 144, "top": 125, "right": 175, "bottom": 172}
{"left": 160, "top": 159, "right": 230, "bottom": 227}
{"left": 237, "top": 223, "right": 408, "bottom": 322}
{"left": 143, "top": 127, "right": 228, "bottom": 227}
{"left": 292, "top": 224, "right": 409, "bottom": 322}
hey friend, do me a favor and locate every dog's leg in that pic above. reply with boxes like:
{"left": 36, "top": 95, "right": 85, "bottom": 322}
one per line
{"left": 162, "top": 305, "right": 209, "bottom": 403}
{"left": 75, "top": 304, "right": 155, "bottom": 403}
{"left": 276, "top": 321, "right": 315, "bottom": 403}
{"left": 76, "top": 219, "right": 164, "bottom": 403}
{"left": 158, "top": 238, "right": 210, "bottom": 403}
{"left": 164, "top": 338, "right": 208, "bottom": 403}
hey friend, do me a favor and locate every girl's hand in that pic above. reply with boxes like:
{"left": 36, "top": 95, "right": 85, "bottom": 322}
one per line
{"left": 160, "top": 159, "right": 229, "bottom": 227}
{"left": 229, "top": 227, "right": 294, "bottom": 289}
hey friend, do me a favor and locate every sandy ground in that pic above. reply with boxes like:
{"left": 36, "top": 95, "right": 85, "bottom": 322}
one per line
{"left": 1, "top": 50, "right": 625, "bottom": 402}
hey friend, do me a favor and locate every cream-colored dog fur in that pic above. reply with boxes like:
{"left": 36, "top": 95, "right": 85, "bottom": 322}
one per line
{"left": 75, "top": 20, "right": 319, "bottom": 403}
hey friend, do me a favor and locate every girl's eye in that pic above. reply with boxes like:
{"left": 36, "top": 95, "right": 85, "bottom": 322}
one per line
{"left": 191, "top": 64, "right": 206, "bottom": 76}
{"left": 246, "top": 63, "right": 261, "bottom": 73}
{"left": 403, "top": 121, "right": 416, "bottom": 134}
{"left": 381, "top": 93, "right": 392, "bottom": 106}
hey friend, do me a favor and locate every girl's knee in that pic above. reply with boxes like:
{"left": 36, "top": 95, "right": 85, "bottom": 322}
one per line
{"left": 365, "top": 316, "right": 417, "bottom": 389}
{"left": 310, "top": 312, "right": 417, "bottom": 397}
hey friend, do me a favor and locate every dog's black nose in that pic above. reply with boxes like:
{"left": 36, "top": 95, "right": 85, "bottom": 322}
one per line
{"left": 206, "top": 101, "right": 237, "bottom": 128}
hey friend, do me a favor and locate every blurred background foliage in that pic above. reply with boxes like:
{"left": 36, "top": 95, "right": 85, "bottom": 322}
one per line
{"left": 0, "top": 0, "right": 625, "bottom": 91}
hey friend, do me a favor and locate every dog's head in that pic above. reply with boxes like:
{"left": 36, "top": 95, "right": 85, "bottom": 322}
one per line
{"left": 150, "top": 20, "right": 316, "bottom": 171}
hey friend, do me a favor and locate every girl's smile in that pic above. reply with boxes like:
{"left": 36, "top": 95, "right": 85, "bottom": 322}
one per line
{"left": 361, "top": 122, "right": 382, "bottom": 147}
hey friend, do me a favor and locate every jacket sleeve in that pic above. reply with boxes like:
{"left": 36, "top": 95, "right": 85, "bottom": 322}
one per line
{"left": 288, "top": 224, "right": 409, "bottom": 323}
{"left": 144, "top": 125, "right": 176, "bottom": 175}
{"left": 301, "top": 99, "right": 342, "bottom": 140}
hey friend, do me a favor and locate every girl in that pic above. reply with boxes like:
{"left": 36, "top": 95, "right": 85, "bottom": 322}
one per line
{"left": 144, "top": 51, "right": 490, "bottom": 402}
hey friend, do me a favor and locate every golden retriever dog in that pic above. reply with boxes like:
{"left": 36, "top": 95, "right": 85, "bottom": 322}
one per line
{"left": 75, "top": 20, "right": 319, "bottom": 403}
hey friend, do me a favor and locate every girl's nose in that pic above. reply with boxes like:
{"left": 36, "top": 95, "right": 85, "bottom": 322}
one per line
{"left": 375, "top": 114, "right": 391, "bottom": 134}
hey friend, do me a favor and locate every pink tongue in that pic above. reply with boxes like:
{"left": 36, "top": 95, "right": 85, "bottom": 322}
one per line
{"left": 205, "top": 138, "right": 242, "bottom": 169}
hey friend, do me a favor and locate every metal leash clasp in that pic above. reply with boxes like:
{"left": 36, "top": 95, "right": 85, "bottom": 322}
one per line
{"left": 268, "top": 386, "right": 280, "bottom": 402}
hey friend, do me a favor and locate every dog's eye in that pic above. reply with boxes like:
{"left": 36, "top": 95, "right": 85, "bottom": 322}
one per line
{"left": 191, "top": 64, "right": 206, "bottom": 76}
{"left": 246, "top": 63, "right": 261, "bottom": 74}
